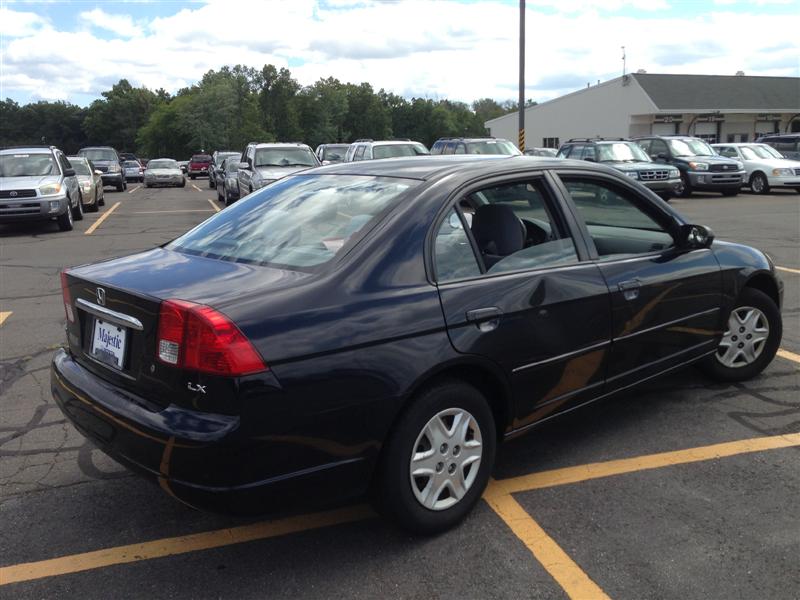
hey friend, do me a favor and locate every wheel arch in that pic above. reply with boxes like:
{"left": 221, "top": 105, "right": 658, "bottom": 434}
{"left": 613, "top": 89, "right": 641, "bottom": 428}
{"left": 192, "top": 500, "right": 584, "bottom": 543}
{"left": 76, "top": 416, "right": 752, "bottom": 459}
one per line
{"left": 743, "top": 272, "right": 780, "bottom": 308}
{"left": 749, "top": 170, "right": 767, "bottom": 183}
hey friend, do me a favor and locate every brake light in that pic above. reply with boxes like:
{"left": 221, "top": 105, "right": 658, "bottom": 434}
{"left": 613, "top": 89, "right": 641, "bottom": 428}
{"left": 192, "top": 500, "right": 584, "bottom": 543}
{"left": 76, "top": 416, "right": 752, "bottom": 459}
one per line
{"left": 60, "top": 271, "right": 74, "bottom": 323}
{"left": 156, "top": 299, "right": 267, "bottom": 376}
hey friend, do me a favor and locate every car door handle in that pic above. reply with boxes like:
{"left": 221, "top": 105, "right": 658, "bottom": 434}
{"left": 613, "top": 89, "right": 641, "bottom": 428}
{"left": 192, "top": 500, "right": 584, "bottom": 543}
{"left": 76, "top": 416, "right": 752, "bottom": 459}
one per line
{"left": 618, "top": 279, "right": 641, "bottom": 301}
{"left": 466, "top": 307, "right": 503, "bottom": 332}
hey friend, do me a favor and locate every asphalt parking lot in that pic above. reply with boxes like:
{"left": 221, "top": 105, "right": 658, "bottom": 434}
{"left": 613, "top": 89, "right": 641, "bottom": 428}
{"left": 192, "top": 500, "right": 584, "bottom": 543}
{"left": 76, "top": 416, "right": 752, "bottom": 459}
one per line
{"left": 0, "top": 183, "right": 798, "bottom": 598}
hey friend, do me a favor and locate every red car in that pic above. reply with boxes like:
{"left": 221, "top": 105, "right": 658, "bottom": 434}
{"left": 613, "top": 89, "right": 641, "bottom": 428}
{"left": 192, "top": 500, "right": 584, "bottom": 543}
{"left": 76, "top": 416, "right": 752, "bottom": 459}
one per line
{"left": 188, "top": 154, "right": 212, "bottom": 179}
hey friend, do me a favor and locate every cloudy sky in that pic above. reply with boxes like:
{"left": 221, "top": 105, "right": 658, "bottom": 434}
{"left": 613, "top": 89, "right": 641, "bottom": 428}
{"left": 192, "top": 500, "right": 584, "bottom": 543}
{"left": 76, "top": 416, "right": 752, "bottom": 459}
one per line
{"left": 1, "top": 0, "right": 798, "bottom": 107}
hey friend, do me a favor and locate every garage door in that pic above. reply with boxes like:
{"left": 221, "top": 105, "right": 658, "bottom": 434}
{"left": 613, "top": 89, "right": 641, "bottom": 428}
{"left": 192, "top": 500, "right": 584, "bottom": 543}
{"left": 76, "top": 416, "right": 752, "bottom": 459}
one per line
{"left": 651, "top": 122, "right": 677, "bottom": 136}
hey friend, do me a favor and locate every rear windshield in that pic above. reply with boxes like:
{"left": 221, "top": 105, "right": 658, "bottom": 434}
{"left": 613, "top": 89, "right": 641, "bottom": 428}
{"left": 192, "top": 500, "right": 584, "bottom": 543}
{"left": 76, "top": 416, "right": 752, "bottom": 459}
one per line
{"left": 464, "top": 140, "right": 520, "bottom": 155}
{"left": 124, "top": 161, "right": 140, "bottom": 168}
{"left": 373, "top": 143, "right": 429, "bottom": 159}
{"left": 68, "top": 158, "right": 91, "bottom": 176}
{"left": 191, "top": 155, "right": 212, "bottom": 163}
{"left": 0, "top": 153, "right": 59, "bottom": 177}
{"left": 79, "top": 148, "right": 117, "bottom": 161}
{"left": 168, "top": 174, "right": 417, "bottom": 270}
{"left": 322, "top": 145, "right": 349, "bottom": 160}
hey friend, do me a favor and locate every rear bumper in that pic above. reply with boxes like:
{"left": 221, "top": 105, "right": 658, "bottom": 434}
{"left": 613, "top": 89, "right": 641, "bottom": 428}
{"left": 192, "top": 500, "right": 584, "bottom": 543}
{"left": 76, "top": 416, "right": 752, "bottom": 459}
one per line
{"left": 50, "top": 349, "right": 369, "bottom": 514}
{"left": 100, "top": 173, "right": 124, "bottom": 186}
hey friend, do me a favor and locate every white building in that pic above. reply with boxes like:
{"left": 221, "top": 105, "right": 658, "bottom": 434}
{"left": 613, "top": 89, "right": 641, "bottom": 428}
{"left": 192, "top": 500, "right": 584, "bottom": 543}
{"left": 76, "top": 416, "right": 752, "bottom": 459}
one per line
{"left": 485, "top": 73, "right": 800, "bottom": 150}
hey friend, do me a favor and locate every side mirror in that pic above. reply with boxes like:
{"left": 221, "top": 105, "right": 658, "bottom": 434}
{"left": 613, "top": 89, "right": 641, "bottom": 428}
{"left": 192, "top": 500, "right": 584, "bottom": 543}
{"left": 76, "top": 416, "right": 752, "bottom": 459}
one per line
{"left": 679, "top": 224, "right": 714, "bottom": 249}
{"left": 64, "top": 168, "right": 76, "bottom": 177}
{"left": 238, "top": 162, "right": 249, "bottom": 170}
{"left": 94, "top": 170, "right": 102, "bottom": 175}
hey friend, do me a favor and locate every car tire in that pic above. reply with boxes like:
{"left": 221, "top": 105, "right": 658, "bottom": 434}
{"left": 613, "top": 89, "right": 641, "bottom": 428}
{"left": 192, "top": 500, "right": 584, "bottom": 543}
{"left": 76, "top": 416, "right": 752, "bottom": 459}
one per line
{"left": 217, "top": 186, "right": 224, "bottom": 202}
{"left": 57, "top": 203, "right": 74, "bottom": 231}
{"left": 116, "top": 179, "right": 124, "bottom": 192}
{"left": 373, "top": 379, "right": 496, "bottom": 534}
{"left": 209, "top": 177, "right": 216, "bottom": 189}
{"left": 72, "top": 194, "right": 84, "bottom": 221}
{"left": 679, "top": 173, "right": 692, "bottom": 197}
{"left": 699, "top": 288, "right": 781, "bottom": 383}
{"left": 98, "top": 189, "right": 105, "bottom": 206}
{"left": 179, "top": 180, "right": 186, "bottom": 188}
{"left": 749, "top": 172, "right": 770, "bottom": 195}
{"left": 87, "top": 190, "right": 99, "bottom": 212}
{"left": 721, "top": 188, "right": 739, "bottom": 197}
{"left": 190, "top": 175, "right": 196, "bottom": 180}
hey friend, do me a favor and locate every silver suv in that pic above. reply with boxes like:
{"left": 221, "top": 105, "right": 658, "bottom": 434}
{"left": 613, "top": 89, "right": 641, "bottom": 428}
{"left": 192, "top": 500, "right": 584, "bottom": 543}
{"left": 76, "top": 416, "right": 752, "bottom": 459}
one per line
{"left": 237, "top": 142, "right": 320, "bottom": 198}
{"left": 0, "top": 146, "right": 83, "bottom": 231}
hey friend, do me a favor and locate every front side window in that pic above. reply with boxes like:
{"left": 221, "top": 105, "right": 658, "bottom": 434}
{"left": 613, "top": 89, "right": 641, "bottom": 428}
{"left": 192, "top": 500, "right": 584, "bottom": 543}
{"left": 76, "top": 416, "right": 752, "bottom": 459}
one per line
{"left": 168, "top": 175, "right": 417, "bottom": 270}
{"left": 561, "top": 178, "right": 674, "bottom": 259}
{"left": 717, "top": 147, "right": 739, "bottom": 158}
{"left": 434, "top": 209, "right": 481, "bottom": 281}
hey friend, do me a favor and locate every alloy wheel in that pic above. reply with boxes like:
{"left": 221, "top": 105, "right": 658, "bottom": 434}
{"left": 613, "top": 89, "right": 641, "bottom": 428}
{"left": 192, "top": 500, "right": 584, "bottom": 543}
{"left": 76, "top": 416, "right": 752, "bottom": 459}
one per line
{"left": 409, "top": 408, "right": 483, "bottom": 511}
{"left": 716, "top": 306, "right": 769, "bottom": 368}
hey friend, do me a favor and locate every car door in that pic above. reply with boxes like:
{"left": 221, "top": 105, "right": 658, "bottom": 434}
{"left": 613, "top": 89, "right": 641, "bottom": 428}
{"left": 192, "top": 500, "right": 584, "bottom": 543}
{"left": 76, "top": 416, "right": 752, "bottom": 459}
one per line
{"left": 433, "top": 174, "right": 612, "bottom": 432}
{"left": 555, "top": 172, "right": 722, "bottom": 392}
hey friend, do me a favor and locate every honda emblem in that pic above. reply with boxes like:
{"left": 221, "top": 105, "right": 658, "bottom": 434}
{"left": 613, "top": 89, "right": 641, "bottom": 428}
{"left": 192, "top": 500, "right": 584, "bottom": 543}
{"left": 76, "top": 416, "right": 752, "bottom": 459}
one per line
{"left": 96, "top": 288, "right": 106, "bottom": 306}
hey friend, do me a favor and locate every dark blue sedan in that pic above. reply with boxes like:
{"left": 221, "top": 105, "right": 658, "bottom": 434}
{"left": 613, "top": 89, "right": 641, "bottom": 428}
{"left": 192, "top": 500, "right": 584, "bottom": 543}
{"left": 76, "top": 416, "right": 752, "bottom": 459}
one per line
{"left": 52, "top": 156, "right": 783, "bottom": 533}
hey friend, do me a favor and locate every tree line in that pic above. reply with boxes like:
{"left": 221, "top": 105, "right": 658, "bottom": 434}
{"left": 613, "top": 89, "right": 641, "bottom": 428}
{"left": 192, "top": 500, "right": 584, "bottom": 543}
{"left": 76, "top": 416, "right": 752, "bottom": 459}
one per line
{"left": 0, "top": 64, "right": 532, "bottom": 158}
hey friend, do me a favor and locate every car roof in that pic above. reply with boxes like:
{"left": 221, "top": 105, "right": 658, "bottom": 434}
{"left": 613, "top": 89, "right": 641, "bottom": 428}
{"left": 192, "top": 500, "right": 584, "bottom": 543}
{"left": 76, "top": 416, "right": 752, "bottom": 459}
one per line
{"left": 301, "top": 155, "right": 595, "bottom": 181}
{"left": 251, "top": 142, "right": 311, "bottom": 148}
{"left": 1, "top": 146, "right": 54, "bottom": 154}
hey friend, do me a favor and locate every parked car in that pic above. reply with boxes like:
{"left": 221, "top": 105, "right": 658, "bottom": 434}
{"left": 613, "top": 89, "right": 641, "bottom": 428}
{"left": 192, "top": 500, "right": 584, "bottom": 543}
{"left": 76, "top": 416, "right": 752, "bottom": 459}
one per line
{"left": 558, "top": 138, "right": 682, "bottom": 200}
{"left": 524, "top": 147, "right": 558, "bottom": 157}
{"left": 178, "top": 161, "right": 189, "bottom": 174}
{"left": 755, "top": 133, "right": 800, "bottom": 160}
{"left": 315, "top": 143, "right": 350, "bottom": 165}
{"left": 144, "top": 158, "right": 186, "bottom": 188}
{"left": 208, "top": 151, "right": 240, "bottom": 189}
{"left": 67, "top": 156, "right": 104, "bottom": 211}
{"left": 634, "top": 136, "right": 745, "bottom": 197}
{"left": 77, "top": 146, "right": 126, "bottom": 192}
{"left": 431, "top": 137, "right": 520, "bottom": 155}
{"left": 53, "top": 155, "right": 783, "bottom": 533}
{"left": 712, "top": 143, "right": 800, "bottom": 195}
{"left": 123, "top": 160, "right": 144, "bottom": 182}
{"left": 188, "top": 154, "right": 212, "bottom": 179}
{"left": 217, "top": 155, "right": 242, "bottom": 206}
{"left": 237, "top": 142, "right": 319, "bottom": 197}
{"left": 0, "top": 145, "right": 83, "bottom": 231}
{"left": 344, "top": 139, "right": 429, "bottom": 162}
{"left": 119, "top": 152, "right": 140, "bottom": 165}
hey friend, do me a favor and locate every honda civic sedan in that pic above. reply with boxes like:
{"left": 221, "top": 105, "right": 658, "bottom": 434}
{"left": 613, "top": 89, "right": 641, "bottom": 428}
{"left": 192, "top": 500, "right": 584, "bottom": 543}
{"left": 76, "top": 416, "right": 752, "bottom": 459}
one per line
{"left": 52, "top": 156, "right": 783, "bottom": 533}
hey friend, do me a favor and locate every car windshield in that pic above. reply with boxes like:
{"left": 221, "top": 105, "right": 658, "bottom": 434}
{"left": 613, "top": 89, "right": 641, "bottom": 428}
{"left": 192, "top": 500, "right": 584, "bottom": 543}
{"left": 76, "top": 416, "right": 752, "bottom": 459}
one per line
{"left": 223, "top": 155, "right": 242, "bottom": 172}
{"left": 322, "top": 145, "right": 349, "bottom": 161}
{"left": 124, "top": 161, "right": 140, "bottom": 168}
{"left": 372, "top": 143, "right": 429, "bottom": 159}
{"left": 168, "top": 174, "right": 417, "bottom": 270}
{"left": 68, "top": 159, "right": 91, "bottom": 176}
{"left": 751, "top": 144, "right": 784, "bottom": 159}
{"left": 80, "top": 148, "right": 117, "bottom": 161}
{"left": 148, "top": 160, "right": 177, "bottom": 170}
{"left": 254, "top": 147, "right": 317, "bottom": 167}
{"left": 0, "top": 153, "right": 59, "bottom": 177}
{"left": 667, "top": 138, "right": 715, "bottom": 157}
{"left": 464, "top": 140, "right": 519, "bottom": 155}
{"left": 597, "top": 142, "right": 650, "bottom": 162}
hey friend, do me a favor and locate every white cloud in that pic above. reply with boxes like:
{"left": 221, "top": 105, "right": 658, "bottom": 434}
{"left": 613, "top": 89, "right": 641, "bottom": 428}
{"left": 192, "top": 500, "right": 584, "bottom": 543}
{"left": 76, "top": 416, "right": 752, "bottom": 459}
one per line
{"left": 0, "top": 7, "right": 48, "bottom": 37}
{"left": 0, "top": 0, "right": 797, "bottom": 106}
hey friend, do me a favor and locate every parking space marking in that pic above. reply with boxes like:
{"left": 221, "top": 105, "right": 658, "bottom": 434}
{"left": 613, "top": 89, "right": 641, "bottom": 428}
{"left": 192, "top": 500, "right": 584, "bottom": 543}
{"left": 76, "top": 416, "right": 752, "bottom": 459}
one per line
{"left": 0, "top": 505, "right": 373, "bottom": 586}
{"left": 484, "top": 487, "right": 610, "bottom": 600}
{"left": 777, "top": 348, "right": 800, "bottom": 365}
{"left": 776, "top": 266, "right": 800, "bottom": 275}
{"left": 84, "top": 201, "right": 121, "bottom": 235}
{"left": 491, "top": 432, "right": 800, "bottom": 496}
{"left": 127, "top": 185, "right": 141, "bottom": 194}
{"left": 207, "top": 199, "right": 220, "bottom": 213}
{"left": 131, "top": 210, "right": 215, "bottom": 214}
{"left": 0, "top": 311, "right": 12, "bottom": 326}
{"left": 191, "top": 184, "right": 202, "bottom": 192}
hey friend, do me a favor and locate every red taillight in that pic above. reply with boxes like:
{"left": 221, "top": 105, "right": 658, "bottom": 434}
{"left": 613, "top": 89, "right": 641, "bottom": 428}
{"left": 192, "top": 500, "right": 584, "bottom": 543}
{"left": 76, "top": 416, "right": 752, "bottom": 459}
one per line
{"left": 60, "top": 271, "right": 74, "bottom": 323}
{"left": 156, "top": 299, "right": 267, "bottom": 376}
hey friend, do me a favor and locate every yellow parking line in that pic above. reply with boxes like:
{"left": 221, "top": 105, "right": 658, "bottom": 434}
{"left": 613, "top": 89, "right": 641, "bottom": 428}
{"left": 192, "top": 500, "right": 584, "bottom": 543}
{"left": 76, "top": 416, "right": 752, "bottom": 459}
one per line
{"left": 0, "top": 311, "right": 12, "bottom": 326}
{"left": 491, "top": 432, "right": 800, "bottom": 495}
{"left": 0, "top": 505, "right": 373, "bottom": 586}
{"left": 131, "top": 210, "right": 214, "bottom": 214}
{"left": 776, "top": 266, "right": 800, "bottom": 275}
{"left": 777, "top": 348, "right": 800, "bottom": 365}
{"left": 207, "top": 199, "right": 220, "bottom": 213}
{"left": 127, "top": 185, "right": 141, "bottom": 194}
{"left": 84, "top": 202, "right": 121, "bottom": 235}
{"left": 191, "top": 184, "right": 202, "bottom": 192}
{"left": 484, "top": 486, "right": 610, "bottom": 600}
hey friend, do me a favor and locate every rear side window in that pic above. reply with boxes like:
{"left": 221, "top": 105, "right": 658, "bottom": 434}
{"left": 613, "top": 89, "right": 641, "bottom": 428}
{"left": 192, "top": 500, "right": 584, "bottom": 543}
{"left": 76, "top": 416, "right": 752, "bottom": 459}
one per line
{"left": 168, "top": 175, "right": 418, "bottom": 270}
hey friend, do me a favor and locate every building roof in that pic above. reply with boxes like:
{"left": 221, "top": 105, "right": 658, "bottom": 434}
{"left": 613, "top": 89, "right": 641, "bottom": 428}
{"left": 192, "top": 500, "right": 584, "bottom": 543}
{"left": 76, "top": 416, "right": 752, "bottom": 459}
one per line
{"left": 632, "top": 73, "right": 800, "bottom": 112}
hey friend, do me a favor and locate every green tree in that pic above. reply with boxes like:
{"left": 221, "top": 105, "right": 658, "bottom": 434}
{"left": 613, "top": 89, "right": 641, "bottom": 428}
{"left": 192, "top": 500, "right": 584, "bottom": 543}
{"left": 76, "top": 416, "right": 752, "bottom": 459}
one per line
{"left": 83, "top": 79, "right": 163, "bottom": 152}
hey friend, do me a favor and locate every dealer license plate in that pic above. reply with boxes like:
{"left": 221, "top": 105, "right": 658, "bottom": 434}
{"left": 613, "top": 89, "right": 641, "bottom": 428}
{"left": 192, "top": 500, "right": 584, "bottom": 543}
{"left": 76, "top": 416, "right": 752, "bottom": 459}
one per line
{"left": 91, "top": 319, "right": 127, "bottom": 370}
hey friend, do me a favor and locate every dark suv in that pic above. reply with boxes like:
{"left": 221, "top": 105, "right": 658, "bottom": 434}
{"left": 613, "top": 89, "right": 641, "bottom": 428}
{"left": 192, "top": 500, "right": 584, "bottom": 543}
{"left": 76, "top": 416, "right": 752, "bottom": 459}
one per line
{"left": 431, "top": 137, "right": 520, "bottom": 155}
{"left": 634, "top": 135, "right": 745, "bottom": 197}
{"left": 755, "top": 133, "right": 800, "bottom": 160}
{"left": 557, "top": 138, "right": 682, "bottom": 200}
{"left": 77, "top": 146, "right": 126, "bottom": 192}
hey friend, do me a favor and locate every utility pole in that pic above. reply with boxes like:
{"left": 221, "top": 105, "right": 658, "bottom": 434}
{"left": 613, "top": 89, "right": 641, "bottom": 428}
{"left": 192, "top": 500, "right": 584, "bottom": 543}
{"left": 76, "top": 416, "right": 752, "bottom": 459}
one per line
{"left": 518, "top": 0, "right": 525, "bottom": 152}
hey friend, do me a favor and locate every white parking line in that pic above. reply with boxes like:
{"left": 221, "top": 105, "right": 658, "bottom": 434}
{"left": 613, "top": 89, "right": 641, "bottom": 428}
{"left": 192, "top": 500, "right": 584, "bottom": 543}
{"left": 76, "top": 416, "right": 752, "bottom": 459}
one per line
{"left": 191, "top": 184, "right": 202, "bottom": 192}
{"left": 132, "top": 210, "right": 214, "bottom": 214}
{"left": 128, "top": 185, "right": 141, "bottom": 194}
{"left": 207, "top": 199, "right": 220, "bottom": 213}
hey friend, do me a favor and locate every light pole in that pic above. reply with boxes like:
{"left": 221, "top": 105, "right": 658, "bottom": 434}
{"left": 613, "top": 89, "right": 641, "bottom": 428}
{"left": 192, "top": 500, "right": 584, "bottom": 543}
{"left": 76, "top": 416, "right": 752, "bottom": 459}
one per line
{"left": 518, "top": 0, "right": 525, "bottom": 151}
